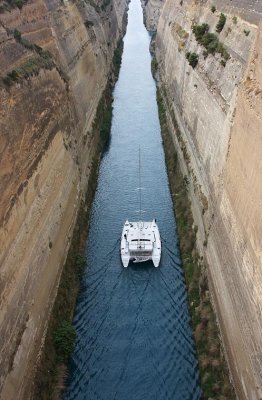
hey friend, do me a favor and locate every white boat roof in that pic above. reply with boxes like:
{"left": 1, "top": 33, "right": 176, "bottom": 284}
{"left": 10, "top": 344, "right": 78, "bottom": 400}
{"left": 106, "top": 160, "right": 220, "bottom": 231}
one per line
{"left": 124, "top": 221, "right": 157, "bottom": 241}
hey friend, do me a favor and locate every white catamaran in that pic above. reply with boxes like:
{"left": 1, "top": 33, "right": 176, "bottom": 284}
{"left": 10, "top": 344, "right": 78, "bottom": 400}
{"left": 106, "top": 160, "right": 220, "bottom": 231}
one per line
{"left": 120, "top": 150, "right": 161, "bottom": 268}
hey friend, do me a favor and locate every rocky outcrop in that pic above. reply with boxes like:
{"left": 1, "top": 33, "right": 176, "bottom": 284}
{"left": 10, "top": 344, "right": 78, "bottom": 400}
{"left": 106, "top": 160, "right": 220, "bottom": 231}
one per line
{"left": 154, "top": 0, "right": 262, "bottom": 398}
{"left": 0, "top": 0, "right": 127, "bottom": 398}
{"left": 141, "top": 0, "right": 164, "bottom": 31}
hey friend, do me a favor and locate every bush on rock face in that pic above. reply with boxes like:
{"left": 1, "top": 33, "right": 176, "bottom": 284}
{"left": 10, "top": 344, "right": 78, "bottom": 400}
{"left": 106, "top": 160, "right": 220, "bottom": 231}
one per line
{"left": 192, "top": 23, "right": 209, "bottom": 41}
{"left": 192, "top": 23, "right": 230, "bottom": 62}
{"left": 53, "top": 320, "right": 76, "bottom": 363}
{"left": 186, "top": 52, "right": 199, "bottom": 68}
{"left": 216, "top": 13, "right": 226, "bottom": 33}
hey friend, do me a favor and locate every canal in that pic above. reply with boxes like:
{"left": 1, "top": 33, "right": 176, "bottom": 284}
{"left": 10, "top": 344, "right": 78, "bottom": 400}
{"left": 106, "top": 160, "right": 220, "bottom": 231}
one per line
{"left": 64, "top": 0, "right": 201, "bottom": 398}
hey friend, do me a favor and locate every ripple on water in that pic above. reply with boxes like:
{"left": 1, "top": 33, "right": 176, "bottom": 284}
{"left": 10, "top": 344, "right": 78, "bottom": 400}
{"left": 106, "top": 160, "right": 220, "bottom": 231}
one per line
{"left": 63, "top": 0, "right": 201, "bottom": 398}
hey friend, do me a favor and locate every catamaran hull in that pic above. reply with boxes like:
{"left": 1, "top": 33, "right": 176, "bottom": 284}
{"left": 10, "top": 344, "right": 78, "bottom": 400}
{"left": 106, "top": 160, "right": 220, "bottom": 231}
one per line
{"left": 121, "top": 220, "right": 161, "bottom": 268}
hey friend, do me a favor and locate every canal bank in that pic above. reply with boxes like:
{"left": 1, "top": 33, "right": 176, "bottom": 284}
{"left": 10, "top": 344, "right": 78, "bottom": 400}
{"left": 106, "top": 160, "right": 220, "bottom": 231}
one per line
{"left": 156, "top": 85, "right": 235, "bottom": 399}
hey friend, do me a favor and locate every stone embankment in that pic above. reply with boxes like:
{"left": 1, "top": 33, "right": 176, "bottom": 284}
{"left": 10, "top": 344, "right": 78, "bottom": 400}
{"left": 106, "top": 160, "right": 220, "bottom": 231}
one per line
{"left": 0, "top": 0, "right": 128, "bottom": 398}
{"left": 145, "top": 0, "right": 262, "bottom": 398}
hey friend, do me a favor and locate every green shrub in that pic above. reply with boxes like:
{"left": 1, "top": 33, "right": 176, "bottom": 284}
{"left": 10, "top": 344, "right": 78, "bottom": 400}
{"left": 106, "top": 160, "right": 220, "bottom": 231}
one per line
{"left": 215, "top": 41, "right": 224, "bottom": 54}
{"left": 53, "top": 320, "right": 76, "bottom": 363}
{"left": 14, "top": 0, "right": 24, "bottom": 8}
{"left": 192, "top": 23, "right": 229, "bottom": 62}
{"left": 201, "top": 32, "right": 218, "bottom": 53}
{"left": 2, "top": 52, "right": 54, "bottom": 87}
{"left": 2, "top": 75, "right": 12, "bottom": 86}
{"left": 20, "top": 38, "right": 34, "bottom": 50}
{"left": 100, "top": 107, "right": 112, "bottom": 142}
{"left": 232, "top": 16, "right": 237, "bottom": 24}
{"left": 243, "top": 29, "right": 250, "bottom": 36}
{"left": 216, "top": 13, "right": 226, "bottom": 33}
{"left": 2, "top": 69, "right": 19, "bottom": 86}
{"left": 112, "top": 39, "right": 123, "bottom": 74}
{"left": 151, "top": 56, "right": 158, "bottom": 77}
{"left": 211, "top": 5, "right": 216, "bottom": 13}
{"left": 33, "top": 44, "right": 42, "bottom": 52}
{"left": 14, "top": 29, "right": 21, "bottom": 41}
{"left": 220, "top": 59, "right": 226, "bottom": 67}
{"left": 192, "top": 23, "right": 209, "bottom": 41}
{"left": 221, "top": 48, "right": 230, "bottom": 60}
{"left": 39, "top": 49, "right": 52, "bottom": 60}
{"left": 0, "top": 0, "right": 28, "bottom": 11}
{"left": 157, "top": 93, "right": 165, "bottom": 117}
{"left": 186, "top": 52, "right": 199, "bottom": 68}
{"left": 8, "top": 69, "right": 18, "bottom": 80}
{"left": 75, "top": 254, "right": 86, "bottom": 278}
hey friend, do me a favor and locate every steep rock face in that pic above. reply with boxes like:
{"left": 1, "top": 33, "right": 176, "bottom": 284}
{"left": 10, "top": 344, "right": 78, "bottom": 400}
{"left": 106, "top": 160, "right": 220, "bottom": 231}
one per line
{"left": 0, "top": 0, "right": 127, "bottom": 398}
{"left": 155, "top": 0, "right": 262, "bottom": 398}
{"left": 141, "top": 0, "right": 164, "bottom": 31}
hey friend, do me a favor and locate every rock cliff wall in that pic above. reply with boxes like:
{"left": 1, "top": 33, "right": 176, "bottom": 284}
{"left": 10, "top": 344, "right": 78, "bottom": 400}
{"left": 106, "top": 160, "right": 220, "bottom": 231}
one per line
{"left": 153, "top": 0, "right": 262, "bottom": 398}
{"left": 0, "top": 0, "right": 127, "bottom": 398}
{"left": 141, "top": 0, "right": 163, "bottom": 31}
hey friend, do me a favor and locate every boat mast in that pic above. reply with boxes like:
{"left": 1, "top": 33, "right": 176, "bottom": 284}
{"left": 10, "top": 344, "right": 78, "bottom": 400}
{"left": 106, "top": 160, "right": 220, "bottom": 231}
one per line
{"left": 139, "top": 147, "right": 142, "bottom": 223}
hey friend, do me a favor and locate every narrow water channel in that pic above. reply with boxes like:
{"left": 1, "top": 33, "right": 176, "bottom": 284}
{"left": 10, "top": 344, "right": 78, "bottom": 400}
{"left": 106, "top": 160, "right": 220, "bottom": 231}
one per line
{"left": 64, "top": 0, "right": 201, "bottom": 398}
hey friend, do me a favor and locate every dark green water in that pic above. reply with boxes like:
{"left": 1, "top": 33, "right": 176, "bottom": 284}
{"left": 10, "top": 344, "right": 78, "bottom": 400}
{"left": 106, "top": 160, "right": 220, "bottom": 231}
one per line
{"left": 64, "top": 0, "right": 201, "bottom": 398}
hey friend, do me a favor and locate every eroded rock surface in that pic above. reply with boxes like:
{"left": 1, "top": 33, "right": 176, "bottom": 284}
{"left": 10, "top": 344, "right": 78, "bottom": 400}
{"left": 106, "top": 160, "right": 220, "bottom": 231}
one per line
{"left": 141, "top": 0, "right": 164, "bottom": 31}
{"left": 0, "top": 0, "right": 127, "bottom": 398}
{"left": 154, "top": 0, "right": 262, "bottom": 398}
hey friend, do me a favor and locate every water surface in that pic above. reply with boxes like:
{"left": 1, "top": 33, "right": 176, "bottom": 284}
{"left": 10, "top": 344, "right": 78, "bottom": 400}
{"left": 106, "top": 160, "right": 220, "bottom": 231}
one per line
{"left": 64, "top": 0, "right": 201, "bottom": 398}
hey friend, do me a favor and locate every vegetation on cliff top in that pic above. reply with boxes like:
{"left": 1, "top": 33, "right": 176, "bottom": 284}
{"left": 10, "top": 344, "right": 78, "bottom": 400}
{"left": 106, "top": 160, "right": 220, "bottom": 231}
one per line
{"left": 156, "top": 88, "right": 235, "bottom": 399}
